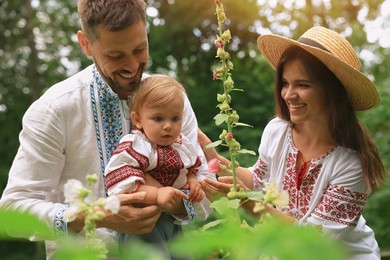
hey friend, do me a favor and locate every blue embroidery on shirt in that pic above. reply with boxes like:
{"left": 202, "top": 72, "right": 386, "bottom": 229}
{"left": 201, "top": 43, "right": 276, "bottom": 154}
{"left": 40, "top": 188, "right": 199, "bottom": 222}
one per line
{"left": 53, "top": 205, "right": 68, "bottom": 237}
{"left": 181, "top": 189, "right": 195, "bottom": 222}
{"left": 90, "top": 65, "right": 123, "bottom": 195}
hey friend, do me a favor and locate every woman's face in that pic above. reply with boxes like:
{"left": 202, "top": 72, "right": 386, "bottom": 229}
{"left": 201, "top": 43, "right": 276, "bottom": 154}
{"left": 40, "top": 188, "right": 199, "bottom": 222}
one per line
{"left": 280, "top": 59, "right": 329, "bottom": 125}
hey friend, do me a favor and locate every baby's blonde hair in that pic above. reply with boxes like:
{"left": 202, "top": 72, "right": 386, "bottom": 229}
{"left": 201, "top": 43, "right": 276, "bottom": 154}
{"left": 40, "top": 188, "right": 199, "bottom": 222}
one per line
{"left": 130, "top": 74, "right": 186, "bottom": 114}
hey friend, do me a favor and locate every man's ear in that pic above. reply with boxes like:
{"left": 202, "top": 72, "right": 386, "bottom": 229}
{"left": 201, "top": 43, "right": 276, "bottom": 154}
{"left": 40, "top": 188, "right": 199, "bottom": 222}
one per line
{"left": 77, "top": 30, "right": 92, "bottom": 57}
{"left": 130, "top": 111, "right": 142, "bottom": 130}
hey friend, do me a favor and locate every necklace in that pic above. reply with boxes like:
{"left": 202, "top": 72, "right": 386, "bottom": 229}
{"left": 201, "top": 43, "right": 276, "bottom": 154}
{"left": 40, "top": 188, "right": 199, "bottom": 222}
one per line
{"left": 296, "top": 152, "right": 311, "bottom": 189}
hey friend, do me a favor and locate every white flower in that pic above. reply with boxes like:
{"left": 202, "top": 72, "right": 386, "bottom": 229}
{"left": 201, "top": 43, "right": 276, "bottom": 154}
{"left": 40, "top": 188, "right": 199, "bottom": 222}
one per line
{"left": 104, "top": 196, "right": 120, "bottom": 214}
{"left": 264, "top": 180, "right": 289, "bottom": 207}
{"left": 64, "top": 179, "right": 84, "bottom": 204}
{"left": 64, "top": 205, "right": 80, "bottom": 222}
{"left": 272, "top": 190, "right": 289, "bottom": 207}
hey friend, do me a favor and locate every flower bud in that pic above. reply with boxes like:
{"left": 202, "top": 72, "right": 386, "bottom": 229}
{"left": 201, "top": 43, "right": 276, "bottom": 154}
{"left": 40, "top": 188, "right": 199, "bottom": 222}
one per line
{"left": 223, "top": 51, "right": 231, "bottom": 61}
{"left": 213, "top": 66, "right": 224, "bottom": 80}
{"left": 220, "top": 164, "right": 228, "bottom": 173}
{"left": 221, "top": 29, "right": 231, "bottom": 42}
{"left": 226, "top": 132, "right": 233, "bottom": 140}
{"left": 219, "top": 102, "right": 229, "bottom": 112}
{"left": 227, "top": 60, "right": 234, "bottom": 70}
{"left": 79, "top": 187, "right": 90, "bottom": 200}
{"left": 224, "top": 76, "right": 234, "bottom": 91}
{"left": 86, "top": 173, "right": 98, "bottom": 184}
{"left": 217, "top": 93, "right": 225, "bottom": 102}
{"left": 216, "top": 48, "right": 225, "bottom": 59}
{"left": 216, "top": 5, "right": 226, "bottom": 23}
{"left": 219, "top": 129, "right": 227, "bottom": 141}
{"left": 95, "top": 211, "right": 105, "bottom": 221}
{"left": 230, "top": 111, "right": 239, "bottom": 123}
{"left": 214, "top": 38, "right": 224, "bottom": 49}
{"left": 225, "top": 52, "right": 231, "bottom": 60}
{"left": 230, "top": 140, "right": 240, "bottom": 150}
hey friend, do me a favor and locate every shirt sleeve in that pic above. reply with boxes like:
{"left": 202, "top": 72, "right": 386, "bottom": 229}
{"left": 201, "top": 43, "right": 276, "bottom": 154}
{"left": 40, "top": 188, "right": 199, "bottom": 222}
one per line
{"left": 0, "top": 99, "right": 68, "bottom": 236}
{"left": 104, "top": 134, "right": 152, "bottom": 196}
{"left": 301, "top": 150, "right": 369, "bottom": 238}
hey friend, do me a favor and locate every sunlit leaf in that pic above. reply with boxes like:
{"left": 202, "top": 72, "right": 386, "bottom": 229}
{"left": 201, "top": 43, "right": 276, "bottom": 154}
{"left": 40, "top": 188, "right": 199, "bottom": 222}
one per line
{"left": 245, "top": 190, "right": 265, "bottom": 201}
{"left": 214, "top": 113, "right": 229, "bottom": 126}
{"left": 201, "top": 219, "right": 227, "bottom": 231}
{"left": 211, "top": 197, "right": 240, "bottom": 214}
{"left": 237, "top": 148, "right": 256, "bottom": 155}
{"left": 204, "top": 140, "right": 222, "bottom": 150}
{"left": 233, "top": 122, "right": 253, "bottom": 128}
{"left": 0, "top": 209, "right": 54, "bottom": 240}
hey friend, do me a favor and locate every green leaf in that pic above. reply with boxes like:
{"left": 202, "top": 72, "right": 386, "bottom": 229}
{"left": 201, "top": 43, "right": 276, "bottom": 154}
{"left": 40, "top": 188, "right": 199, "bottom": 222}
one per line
{"left": 202, "top": 219, "right": 227, "bottom": 231}
{"left": 237, "top": 149, "right": 256, "bottom": 155}
{"left": 211, "top": 197, "right": 240, "bottom": 215}
{"left": 214, "top": 114, "right": 230, "bottom": 126}
{"left": 0, "top": 209, "right": 54, "bottom": 240}
{"left": 234, "top": 122, "right": 253, "bottom": 128}
{"left": 204, "top": 140, "right": 222, "bottom": 150}
{"left": 245, "top": 190, "right": 265, "bottom": 201}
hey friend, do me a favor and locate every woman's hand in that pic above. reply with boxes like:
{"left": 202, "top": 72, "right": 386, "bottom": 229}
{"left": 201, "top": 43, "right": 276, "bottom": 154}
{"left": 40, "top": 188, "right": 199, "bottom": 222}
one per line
{"left": 200, "top": 175, "right": 248, "bottom": 201}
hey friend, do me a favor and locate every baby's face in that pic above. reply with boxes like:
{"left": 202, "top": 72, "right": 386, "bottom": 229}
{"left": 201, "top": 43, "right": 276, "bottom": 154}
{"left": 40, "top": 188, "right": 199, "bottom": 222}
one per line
{"left": 137, "top": 98, "right": 183, "bottom": 146}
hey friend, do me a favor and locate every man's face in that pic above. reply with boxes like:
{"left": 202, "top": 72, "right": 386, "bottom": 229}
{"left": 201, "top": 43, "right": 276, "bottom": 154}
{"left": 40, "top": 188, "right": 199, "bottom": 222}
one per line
{"left": 78, "top": 21, "right": 149, "bottom": 99}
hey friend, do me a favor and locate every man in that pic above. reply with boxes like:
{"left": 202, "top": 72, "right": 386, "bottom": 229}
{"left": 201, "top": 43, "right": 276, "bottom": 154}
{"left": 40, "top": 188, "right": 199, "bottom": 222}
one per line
{"left": 0, "top": 0, "right": 212, "bottom": 258}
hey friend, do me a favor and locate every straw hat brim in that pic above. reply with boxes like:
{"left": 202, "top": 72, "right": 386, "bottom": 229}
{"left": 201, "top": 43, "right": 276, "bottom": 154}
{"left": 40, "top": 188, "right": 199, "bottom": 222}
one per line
{"left": 257, "top": 34, "right": 380, "bottom": 111}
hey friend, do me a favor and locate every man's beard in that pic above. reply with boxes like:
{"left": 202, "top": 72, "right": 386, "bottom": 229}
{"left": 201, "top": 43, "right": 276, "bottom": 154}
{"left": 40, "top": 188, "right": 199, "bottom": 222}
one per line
{"left": 94, "top": 62, "right": 146, "bottom": 99}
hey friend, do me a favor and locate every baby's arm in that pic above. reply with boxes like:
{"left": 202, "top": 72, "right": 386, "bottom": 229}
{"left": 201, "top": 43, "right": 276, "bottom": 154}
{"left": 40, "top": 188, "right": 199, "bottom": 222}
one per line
{"left": 140, "top": 174, "right": 189, "bottom": 211}
{"left": 186, "top": 172, "right": 205, "bottom": 202}
{"left": 144, "top": 173, "right": 162, "bottom": 187}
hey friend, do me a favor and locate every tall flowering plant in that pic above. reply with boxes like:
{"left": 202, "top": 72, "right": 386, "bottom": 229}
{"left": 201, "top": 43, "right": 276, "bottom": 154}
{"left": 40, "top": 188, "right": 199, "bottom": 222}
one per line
{"left": 205, "top": 0, "right": 288, "bottom": 217}
{"left": 63, "top": 174, "right": 120, "bottom": 259}
{"left": 206, "top": 0, "right": 256, "bottom": 195}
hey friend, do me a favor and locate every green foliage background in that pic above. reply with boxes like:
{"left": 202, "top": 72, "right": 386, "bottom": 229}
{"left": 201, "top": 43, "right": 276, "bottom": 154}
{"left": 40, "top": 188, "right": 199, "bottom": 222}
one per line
{"left": 0, "top": 0, "right": 389, "bottom": 258}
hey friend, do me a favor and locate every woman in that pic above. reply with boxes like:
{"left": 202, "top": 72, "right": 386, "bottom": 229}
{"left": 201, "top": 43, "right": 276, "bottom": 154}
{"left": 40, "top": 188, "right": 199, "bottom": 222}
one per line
{"left": 199, "top": 26, "right": 387, "bottom": 260}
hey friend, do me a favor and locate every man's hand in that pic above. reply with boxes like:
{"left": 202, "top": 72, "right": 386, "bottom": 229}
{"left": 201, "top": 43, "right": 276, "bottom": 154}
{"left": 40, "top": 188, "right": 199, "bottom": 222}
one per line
{"left": 96, "top": 192, "right": 161, "bottom": 234}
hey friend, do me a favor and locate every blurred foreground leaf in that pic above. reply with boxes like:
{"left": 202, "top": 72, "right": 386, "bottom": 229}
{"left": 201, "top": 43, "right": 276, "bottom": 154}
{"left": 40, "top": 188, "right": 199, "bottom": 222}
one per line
{"left": 171, "top": 217, "right": 347, "bottom": 260}
{"left": 0, "top": 209, "right": 54, "bottom": 240}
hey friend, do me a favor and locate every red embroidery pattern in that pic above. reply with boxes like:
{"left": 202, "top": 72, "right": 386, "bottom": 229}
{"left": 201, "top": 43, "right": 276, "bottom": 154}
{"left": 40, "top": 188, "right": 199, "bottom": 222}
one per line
{"left": 297, "top": 165, "right": 321, "bottom": 215}
{"left": 252, "top": 158, "right": 268, "bottom": 190}
{"left": 105, "top": 165, "right": 144, "bottom": 189}
{"left": 150, "top": 146, "right": 184, "bottom": 186}
{"left": 187, "top": 156, "right": 201, "bottom": 175}
{"left": 312, "top": 184, "right": 367, "bottom": 227}
{"left": 282, "top": 152, "right": 322, "bottom": 219}
{"left": 113, "top": 141, "right": 150, "bottom": 169}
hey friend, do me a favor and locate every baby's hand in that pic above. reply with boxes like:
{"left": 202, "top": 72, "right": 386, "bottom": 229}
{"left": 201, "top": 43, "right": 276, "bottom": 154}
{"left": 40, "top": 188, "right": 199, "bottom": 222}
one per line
{"left": 186, "top": 174, "right": 205, "bottom": 203}
{"left": 157, "top": 187, "right": 188, "bottom": 211}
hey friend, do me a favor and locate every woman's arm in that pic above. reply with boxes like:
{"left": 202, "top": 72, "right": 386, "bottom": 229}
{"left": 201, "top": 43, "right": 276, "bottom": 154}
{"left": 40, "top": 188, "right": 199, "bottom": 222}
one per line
{"left": 198, "top": 128, "right": 254, "bottom": 189}
{"left": 201, "top": 177, "right": 295, "bottom": 224}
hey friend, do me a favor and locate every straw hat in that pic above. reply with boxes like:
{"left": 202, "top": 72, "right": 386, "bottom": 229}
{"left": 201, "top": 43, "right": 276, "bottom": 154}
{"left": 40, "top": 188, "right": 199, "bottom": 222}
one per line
{"left": 257, "top": 26, "right": 379, "bottom": 111}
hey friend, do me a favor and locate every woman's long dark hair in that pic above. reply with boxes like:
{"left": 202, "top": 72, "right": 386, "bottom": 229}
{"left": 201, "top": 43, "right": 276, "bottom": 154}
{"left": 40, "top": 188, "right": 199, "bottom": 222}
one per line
{"left": 274, "top": 46, "right": 386, "bottom": 192}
